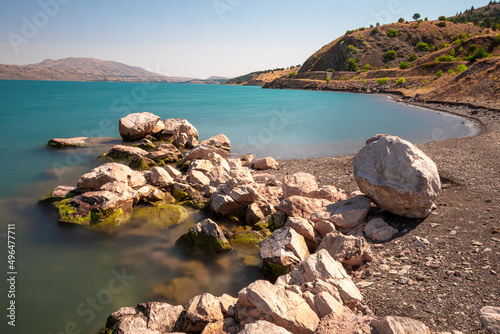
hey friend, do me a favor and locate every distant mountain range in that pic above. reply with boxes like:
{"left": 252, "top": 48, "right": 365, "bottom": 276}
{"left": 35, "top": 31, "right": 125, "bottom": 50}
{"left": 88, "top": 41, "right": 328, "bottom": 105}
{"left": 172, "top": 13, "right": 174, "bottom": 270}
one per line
{"left": 0, "top": 57, "right": 229, "bottom": 84}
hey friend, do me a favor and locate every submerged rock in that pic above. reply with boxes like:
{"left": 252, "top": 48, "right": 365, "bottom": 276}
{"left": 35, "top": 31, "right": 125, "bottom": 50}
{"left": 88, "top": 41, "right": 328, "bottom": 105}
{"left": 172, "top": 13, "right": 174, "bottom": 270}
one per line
{"left": 353, "top": 134, "right": 441, "bottom": 218}
{"left": 176, "top": 218, "right": 232, "bottom": 255}
{"left": 119, "top": 112, "right": 161, "bottom": 141}
{"left": 47, "top": 137, "right": 90, "bottom": 148}
{"left": 133, "top": 204, "right": 188, "bottom": 228}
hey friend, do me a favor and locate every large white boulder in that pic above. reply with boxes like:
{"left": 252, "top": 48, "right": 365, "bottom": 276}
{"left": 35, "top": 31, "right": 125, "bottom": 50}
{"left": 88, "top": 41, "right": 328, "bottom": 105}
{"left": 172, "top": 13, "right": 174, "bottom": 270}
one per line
{"left": 119, "top": 112, "right": 161, "bottom": 141}
{"left": 353, "top": 134, "right": 441, "bottom": 218}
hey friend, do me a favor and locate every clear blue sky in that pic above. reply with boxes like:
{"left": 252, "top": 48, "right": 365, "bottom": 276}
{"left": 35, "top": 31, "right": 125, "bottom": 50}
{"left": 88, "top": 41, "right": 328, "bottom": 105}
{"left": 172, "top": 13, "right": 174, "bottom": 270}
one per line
{"left": 0, "top": 0, "right": 491, "bottom": 78}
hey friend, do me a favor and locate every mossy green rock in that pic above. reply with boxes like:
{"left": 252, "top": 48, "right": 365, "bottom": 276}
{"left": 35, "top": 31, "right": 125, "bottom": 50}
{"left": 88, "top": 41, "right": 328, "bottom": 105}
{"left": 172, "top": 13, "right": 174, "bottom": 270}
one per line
{"left": 253, "top": 215, "right": 274, "bottom": 231}
{"left": 176, "top": 218, "right": 232, "bottom": 256}
{"left": 230, "top": 230, "right": 264, "bottom": 246}
{"left": 133, "top": 204, "right": 188, "bottom": 228}
{"left": 172, "top": 190, "right": 189, "bottom": 201}
{"left": 56, "top": 199, "right": 129, "bottom": 228}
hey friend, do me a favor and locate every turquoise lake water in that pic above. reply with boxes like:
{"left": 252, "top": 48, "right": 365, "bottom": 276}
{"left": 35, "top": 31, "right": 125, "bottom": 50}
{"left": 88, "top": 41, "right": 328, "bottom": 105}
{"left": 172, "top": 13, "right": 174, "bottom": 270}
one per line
{"left": 0, "top": 80, "right": 477, "bottom": 334}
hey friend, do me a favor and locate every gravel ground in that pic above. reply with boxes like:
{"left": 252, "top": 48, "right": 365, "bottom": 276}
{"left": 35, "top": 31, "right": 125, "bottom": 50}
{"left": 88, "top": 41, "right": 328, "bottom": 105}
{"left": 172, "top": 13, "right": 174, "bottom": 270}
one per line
{"left": 266, "top": 101, "right": 500, "bottom": 333}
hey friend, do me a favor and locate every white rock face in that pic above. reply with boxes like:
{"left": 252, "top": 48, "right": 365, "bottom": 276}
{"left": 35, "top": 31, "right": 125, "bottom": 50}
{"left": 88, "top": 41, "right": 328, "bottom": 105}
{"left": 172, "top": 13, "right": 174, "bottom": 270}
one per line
{"left": 371, "top": 316, "right": 431, "bottom": 334}
{"left": 200, "top": 133, "right": 231, "bottom": 151}
{"left": 161, "top": 118, "right": 199, "bottom": 140}
{"left": 259, "top": 227, "right": 310, "bottom": 273}
{"left": 363, "top": 218, "right": 398, "bottom": 241}
{"left": 288, "top": 249, "right": 363, "bottom": 303}
{"left": 319, "top": 233, "right": 374, "bottom": 266}
{"left": 119, "top": 112, "right": 161, "bottom": 141}
{"left": 183, "top": 293, "right": 224, "bottom": 333}
{"left": 237, "top": 279, "right": 320, "bottom": 334}
{"left": 480, "top": 306, "right": 500, "bottom": 334}
{"left": 239, "top": 320, "right": 292, "bottom": 334}
{"left": 310, "top": 194, "right": 371, "bottom": 228}
{"left": 253, "top": 157, "right": 279, "bottom": 170}
{"left": 282, "top": 172, "right": 319, "bottom": 198}
{"left": 353, "top": 134, "right": 441, "bottom": 218}
{"left": 77, "top": 163, "right": 134, "bottom": 190}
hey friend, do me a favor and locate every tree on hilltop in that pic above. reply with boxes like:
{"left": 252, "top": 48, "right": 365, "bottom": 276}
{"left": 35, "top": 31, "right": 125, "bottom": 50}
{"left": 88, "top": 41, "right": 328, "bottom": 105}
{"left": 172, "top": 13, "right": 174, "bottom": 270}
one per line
{"left": 413, "top": 13, "right": 421, "bottom": 21}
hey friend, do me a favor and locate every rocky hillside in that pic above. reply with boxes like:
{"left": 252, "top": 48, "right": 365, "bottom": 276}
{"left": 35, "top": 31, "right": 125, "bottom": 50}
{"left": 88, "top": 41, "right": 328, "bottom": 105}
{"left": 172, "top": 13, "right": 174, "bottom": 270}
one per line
{"left": 0, "top": 57, "right": 188, "bottom": 83}
{"left": 226, "top": 66, "right": 301, "bottom": 85}
{"left": 299, "top": 21, "right": 485, "bottom": 73}
{"left": 264, "top": 10, "right": 500, "bottom": 109}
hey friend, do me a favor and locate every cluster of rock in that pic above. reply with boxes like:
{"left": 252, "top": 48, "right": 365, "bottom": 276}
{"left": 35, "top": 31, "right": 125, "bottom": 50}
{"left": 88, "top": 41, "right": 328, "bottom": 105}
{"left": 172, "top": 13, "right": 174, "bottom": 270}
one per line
{"left": 44, "top": 112, "right": 456, "bottom": 333}
{"left": 41, "top": 112, "right": 280, "bottom": 231}
{"left": 104, "top": 248, "right": 438, "bottom": 334}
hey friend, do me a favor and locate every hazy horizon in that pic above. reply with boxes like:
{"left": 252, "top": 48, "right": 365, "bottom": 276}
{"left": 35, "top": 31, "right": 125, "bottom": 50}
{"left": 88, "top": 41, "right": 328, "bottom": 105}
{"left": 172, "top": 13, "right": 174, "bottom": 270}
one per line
{"left": 0, "top": 0, "right": 490, "bottom": 79}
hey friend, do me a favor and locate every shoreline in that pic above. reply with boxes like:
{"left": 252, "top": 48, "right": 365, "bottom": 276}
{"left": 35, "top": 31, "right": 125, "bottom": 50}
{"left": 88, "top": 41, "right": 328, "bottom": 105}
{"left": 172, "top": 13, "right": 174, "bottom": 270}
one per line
{"left": 259, "top": 88, "right": 499, "bottom": 333}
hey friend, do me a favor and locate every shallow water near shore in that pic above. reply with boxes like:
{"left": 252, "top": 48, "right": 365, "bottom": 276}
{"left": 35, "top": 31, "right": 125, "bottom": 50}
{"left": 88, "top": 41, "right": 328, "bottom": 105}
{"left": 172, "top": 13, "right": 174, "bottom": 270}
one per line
{"left": 0, "top": 80, "right": 477, "bottom": 333}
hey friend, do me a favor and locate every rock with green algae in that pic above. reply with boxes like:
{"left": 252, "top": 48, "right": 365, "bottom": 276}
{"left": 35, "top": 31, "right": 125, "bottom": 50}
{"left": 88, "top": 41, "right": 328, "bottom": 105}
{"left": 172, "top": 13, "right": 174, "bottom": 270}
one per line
{"left": 128, "top": 155, "right": 156, "bottom": 170}
{"left": 133, "top": 203, "right": 188, "bottom": 228}
{"left": 56, "top": 198, "right": 130, "bottom": 229}
{"left": 56, "top": 190, "right": 134, "bottom": 228}
{"left": 39, "top": 185, "right": 77, "bottom": 204}
{"left": 229, "top": 230, "right": 264, "bottom": 246}
{"left": 176, "top": 218, "right": 232, "bottom": 256}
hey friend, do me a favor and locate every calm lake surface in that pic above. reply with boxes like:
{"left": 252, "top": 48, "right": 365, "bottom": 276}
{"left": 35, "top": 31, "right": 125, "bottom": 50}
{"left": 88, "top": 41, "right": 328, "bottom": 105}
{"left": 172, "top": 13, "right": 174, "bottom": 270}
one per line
{"left": 0, "top": 80, "right": 477, "bottom": 334}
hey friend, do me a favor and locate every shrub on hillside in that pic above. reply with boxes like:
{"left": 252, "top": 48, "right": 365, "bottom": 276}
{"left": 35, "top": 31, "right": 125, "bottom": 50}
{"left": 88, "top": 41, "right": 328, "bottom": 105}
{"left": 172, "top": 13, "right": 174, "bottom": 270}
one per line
{"left": 289, "top": 72, "right": 297, "bottom": 78}
{"left": 399, "top": 61, "right": 410, "bottom": 69}
{"left": 383, "top": 50, "right": 398, "bottom": 59}
{"left": 378, "top": 77, "right": 390, "bottom": 85}
{"left": 347, "top": 45, "right": 358, "bottom": 54}
{"left": 387, "top": 29, "right": 399, "bottom": 37}
{"left": 326, "top": 68, "right": 335, "bottom": 72}
{"left": 438, "top": 16, "right": 447, "bottom": 21}
{"left": 416, "top": 41, "right": 430, "bottom": 51}
{"left": 346, "top": 58, "right": 360, "bottom": 71}
{"left": 436, "top": 55, "right": 456, "bottom": 62}
{"left": 371, "top": 28, "right": 380, "bottom": 34}
{"left": 408, "top": 54, "right": 418, "bottom": 62}
{"left": 495, "top": 33, "right": 500, "bottom": 45}
{"left": 436, "top": 22, "right": 447, "bottom": 27}
{"left": 396, "top": 77, "right": 406, "bottom": 85}
{"left": 398, "top": 18, "right": 405, "bottom": 23}
{"left": 436, "top": 70, "right": 443, "bottom": 77}
{"left": 363, "top": 64, "right": 371, "bottom": 72}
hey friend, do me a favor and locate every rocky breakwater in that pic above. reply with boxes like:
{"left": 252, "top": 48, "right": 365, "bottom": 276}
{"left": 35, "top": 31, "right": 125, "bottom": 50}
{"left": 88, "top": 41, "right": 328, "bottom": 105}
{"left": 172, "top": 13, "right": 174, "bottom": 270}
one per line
{"left": 83, "top": 116, "right": 456, "bottom": 333}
